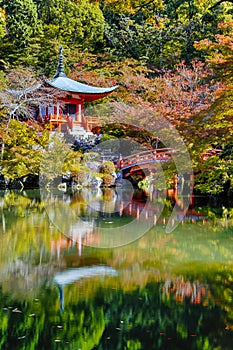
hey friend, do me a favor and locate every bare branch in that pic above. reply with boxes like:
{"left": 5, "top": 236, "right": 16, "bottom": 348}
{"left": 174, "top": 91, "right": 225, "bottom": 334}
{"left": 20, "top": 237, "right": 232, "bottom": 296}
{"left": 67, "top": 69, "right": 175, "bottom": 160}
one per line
{"left": 0, "top": 68, "right": 64, "bottom": 121}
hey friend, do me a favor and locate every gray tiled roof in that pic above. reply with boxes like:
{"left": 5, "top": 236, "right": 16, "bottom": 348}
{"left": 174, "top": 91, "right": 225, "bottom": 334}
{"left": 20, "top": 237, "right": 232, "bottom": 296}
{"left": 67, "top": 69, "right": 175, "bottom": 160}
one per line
{"left": 46, "top": 76, "right": 118, "bottom": 94}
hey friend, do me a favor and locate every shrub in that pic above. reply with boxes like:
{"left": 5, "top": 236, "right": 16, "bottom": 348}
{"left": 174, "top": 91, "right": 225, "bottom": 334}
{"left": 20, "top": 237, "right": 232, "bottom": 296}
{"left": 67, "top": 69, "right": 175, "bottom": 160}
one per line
{"left": 102, "top": 173, "right": 114, "bottom": 187}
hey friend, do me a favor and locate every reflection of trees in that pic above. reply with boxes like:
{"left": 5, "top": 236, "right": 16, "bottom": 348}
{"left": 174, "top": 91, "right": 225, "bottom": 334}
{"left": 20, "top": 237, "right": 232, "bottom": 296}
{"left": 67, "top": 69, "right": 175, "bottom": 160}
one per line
{"left": 0, "top": 191, "right": 61, "bottom": 297}
{"left": 163, "top": 277, "right": 209, "bottom": 304}
{"left": 0, "top": 285, "right": 45, "bottom": 350}
{"left": 0, "top": 198, "right": 56, "bottom": 264}
{"left": 50, "top": 303, "right": 105, "bottom": 350}
{"left": 0, "top": 263, "right": 233, "bottom": 349}
{"left": 0, "top": 277, "right": 229, "bottom": 349}
{"left": 1, "top": 190, "right": 233, "bottom": 348}
{"left": 97, "top": 282, "right": 232, "bottom": 350}
{"left": 200, "top": 266, "right": 233, "bottom": 331}
{"left": 0, "top": 283, "right": 105, "bottom": 350}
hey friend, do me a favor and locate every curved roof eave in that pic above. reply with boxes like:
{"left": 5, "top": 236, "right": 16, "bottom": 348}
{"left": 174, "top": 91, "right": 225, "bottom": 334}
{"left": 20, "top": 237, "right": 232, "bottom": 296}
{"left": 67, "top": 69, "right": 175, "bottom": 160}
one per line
{"left": 45, "top": 76, "right": 119, "bottom": 95}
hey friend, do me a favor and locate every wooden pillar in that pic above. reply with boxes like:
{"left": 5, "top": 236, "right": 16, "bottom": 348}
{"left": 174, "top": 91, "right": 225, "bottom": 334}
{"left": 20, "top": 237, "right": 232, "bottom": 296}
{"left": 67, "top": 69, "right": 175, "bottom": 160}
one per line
{"left": 189, "top": 174, "right": 195, "bottom": 209}
{"left": 78, "top": 103, "right": 82, "bottom": 122}
{"left": 56, "top": 102, "right": 60, "bottom": 118}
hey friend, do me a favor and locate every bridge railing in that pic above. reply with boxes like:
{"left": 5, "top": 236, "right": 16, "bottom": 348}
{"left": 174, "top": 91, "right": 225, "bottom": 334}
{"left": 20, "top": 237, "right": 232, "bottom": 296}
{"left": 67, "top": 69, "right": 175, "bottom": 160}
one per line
{"left": 118, "top": 148, "right": 177, "bottom": 169}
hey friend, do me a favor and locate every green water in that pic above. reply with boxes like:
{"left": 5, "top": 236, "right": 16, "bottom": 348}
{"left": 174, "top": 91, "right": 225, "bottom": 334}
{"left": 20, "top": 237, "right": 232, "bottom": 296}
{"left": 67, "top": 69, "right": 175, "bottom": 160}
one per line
{"left": 0, "top": 189, "right": 233, "bottom": 349}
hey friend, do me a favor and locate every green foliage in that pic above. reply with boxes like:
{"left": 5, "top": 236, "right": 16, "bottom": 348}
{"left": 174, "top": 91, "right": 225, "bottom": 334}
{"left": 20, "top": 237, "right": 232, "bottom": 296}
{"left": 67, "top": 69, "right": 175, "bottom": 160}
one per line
{"left": 195, "top": 155, "right": 233, "bottom": 194}
{"left": 0, "top": 0, "right": 104, "bottom": 71}
{"left": 101, "top": 0, "right": 163, "bottom": 15}
{"left": 35, "top": 0, "right": 105, "bottom": 50}
{"left": 99, "top": 160, "right": 115, "bottom": 174}
{"left": 0, "top": 0, "right": 40, "bottom": 47}
{"left": 1, "top": 0, "right": 233, "bottom": 71}
{"left": 99, "top": 160, "right": 115, "bottom": 186}
{"left": 0, "top": 119, "right": 49, "bottom": 182}
{"left": 39, "top": 134, "right": 71, "bottom": 183}
{"left": 102, "top": 0, "right": 233, "bottom": 67}
{"left": 102, "top": 172, "right": 114, "bottom": 186}
{"left": 0, "top": 0, "right": 42, "bottom": 68}
{"left": 69, "top": 164, "right": 90, "bottom": 185}
{"left": 0, "top": 0, "right": 233, "bottom": 194}
{"left": 0, "top": 7, "right": 6, "bottom": 39}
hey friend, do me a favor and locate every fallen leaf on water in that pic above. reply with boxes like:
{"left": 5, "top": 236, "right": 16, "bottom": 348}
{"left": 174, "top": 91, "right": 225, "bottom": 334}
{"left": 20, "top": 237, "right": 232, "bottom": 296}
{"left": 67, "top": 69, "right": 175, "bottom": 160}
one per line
{"left": 12, "top": 308, "right": 22, "bottom": 313}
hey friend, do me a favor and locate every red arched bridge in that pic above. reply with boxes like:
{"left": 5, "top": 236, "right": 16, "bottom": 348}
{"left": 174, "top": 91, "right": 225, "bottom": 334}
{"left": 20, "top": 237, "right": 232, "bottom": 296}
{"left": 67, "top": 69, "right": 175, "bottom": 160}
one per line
{"left": 116, "top": 147, "right": 222, "bottom": 178}
{"left": 117, "top": 148, "right": 177, "bottom": 177}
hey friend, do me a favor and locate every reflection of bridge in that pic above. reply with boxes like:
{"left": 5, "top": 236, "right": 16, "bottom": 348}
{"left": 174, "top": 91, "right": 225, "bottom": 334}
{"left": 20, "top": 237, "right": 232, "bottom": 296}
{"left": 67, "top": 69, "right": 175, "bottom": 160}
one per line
{"left": 50, "top": 202, "right": 206, "bottom": 260}
{"left": 117, "top": 148, "right": 177, "bottom": 177}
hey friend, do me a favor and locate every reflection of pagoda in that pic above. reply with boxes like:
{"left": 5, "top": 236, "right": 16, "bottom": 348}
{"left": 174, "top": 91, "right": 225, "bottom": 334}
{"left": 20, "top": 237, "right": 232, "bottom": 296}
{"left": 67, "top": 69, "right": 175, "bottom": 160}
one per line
{"left": 54, "top": 265, "right": 117, "bottom": 312}
{"left": 39, "top": 46, "right": 118, "bottom": 133}
{"left": 68, "top": 219, "right": 95, "bottom": 255}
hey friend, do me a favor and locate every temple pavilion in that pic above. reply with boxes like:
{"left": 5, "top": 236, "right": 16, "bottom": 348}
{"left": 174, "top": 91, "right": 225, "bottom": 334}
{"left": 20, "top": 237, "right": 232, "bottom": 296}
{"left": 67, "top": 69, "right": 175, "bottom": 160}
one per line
{"left": 38, "top": 47, "right": 118, "bottom": 134}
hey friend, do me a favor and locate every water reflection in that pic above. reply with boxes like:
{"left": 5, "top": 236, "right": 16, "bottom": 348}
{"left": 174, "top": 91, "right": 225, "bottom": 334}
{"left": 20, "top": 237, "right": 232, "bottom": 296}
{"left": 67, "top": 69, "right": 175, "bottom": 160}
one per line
{"left": 41, "top": 185, "right": 201, "bottom": 250}
{"left": 41, "top": 185, "right": 158, "bottom": 249}
{"left": 0, "top": 189, "right": 233, "bottom": 349}
{"left": 163, "top": 277, "right": 210, "bottom": 304}
{"left": 54, "top": 265, "right": 118, "bottom": 312}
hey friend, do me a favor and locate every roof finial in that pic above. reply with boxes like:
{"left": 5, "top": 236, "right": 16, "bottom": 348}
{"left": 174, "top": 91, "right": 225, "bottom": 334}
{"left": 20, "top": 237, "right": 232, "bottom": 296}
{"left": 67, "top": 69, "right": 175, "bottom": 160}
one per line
{"left": 54, "top": 46, "right": 67, "bottom": 78}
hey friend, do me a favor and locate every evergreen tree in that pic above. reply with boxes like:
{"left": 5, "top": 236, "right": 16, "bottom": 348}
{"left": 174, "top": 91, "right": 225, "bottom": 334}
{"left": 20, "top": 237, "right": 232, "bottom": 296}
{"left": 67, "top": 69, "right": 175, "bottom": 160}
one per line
{"left": 101, "top": 0, "right": 233, "bottom": 68}
{"left": 34, "top": 0, "right": 105, "bottom": 51}
{"left": 0, "top": 7, "right": 5, "bottom": 39}
{"left": 0, "top": 0, "right": 40, "bottom": 47}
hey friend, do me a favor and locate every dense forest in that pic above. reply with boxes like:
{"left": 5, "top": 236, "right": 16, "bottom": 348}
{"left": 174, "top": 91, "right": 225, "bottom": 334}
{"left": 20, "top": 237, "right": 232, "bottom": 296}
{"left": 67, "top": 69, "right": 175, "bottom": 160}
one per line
{"left": 0, "top": 0, "right": 232, "bottom": 196}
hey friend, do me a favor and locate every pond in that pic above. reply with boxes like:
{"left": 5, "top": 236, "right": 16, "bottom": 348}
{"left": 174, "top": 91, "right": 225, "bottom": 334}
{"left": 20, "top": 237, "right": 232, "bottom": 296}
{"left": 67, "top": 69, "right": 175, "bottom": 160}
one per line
{"left": 0, "top": 188, "right": 233, "bottom": 349}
